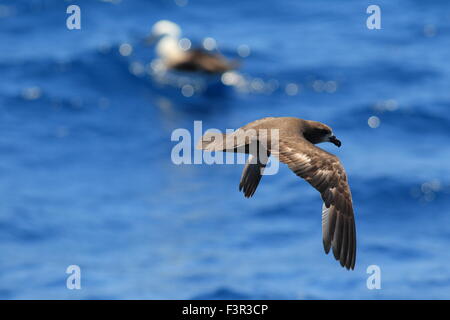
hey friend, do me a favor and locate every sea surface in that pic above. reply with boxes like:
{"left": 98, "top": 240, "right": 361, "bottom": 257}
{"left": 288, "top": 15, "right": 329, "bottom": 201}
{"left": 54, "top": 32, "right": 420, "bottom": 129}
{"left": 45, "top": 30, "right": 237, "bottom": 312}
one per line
{"left": 0, "top": 0, "right": 449, "bottom": 299}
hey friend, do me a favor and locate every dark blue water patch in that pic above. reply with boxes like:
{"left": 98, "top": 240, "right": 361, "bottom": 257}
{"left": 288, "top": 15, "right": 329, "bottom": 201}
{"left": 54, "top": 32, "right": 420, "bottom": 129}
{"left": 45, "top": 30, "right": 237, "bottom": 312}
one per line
{"left": 43, "top": 276, "right": 68, "bottom": 289}
{"left": 144, "top": 87, "right": 236, "bottom": 116}
{"left": 377, "top": 107, "right": 450, "bottom": 135}
{"left": 0, "top": 221, "right": 55, "bottom": 243}
{"left": 179, "top": 272, "right": 223, "bottom": 284}
{"left": 252, "top": 202, "right": 314, "bottom": 220}
{"left": 331, "top": 101, "right": 450, "bottom": 137}
{"left": 191, "top": 287, "right": 287, "bottom": 300}
{"left": 0, "top": 51, "right": 155, "bottom": 102}
{"left": 83, "top": 51, "right": 160, "bottom": 95}
{"left": 413, "top": 278, "right": 450, "bottom": 289}
{"left": 3, "top": 94, "right": 90, "bottom": 116}
{"left": 0, "top": 208, "right": 60, "bottom": 243}
{"left": 352, "top": 175, "right": 449, "bottom": 216}
{"left": 349, "top": 61, "right": 439, "bottom": 85}
{"left": 0, "top": 289, "right": 14, "bottom": 300}
{"left": 82, "top": 295, "right": 120, "bottom": 300}
{"left": 248, "top": 230, "right": 301, "bottom": 248}
{"left": 353, "top": 176, "right": 416, "bottom": 204}
{"left": 364, "top": 244, "right": 430, "bottom": 261}
{"left": 192, "top": 288, "right": 251, "bottom": 300}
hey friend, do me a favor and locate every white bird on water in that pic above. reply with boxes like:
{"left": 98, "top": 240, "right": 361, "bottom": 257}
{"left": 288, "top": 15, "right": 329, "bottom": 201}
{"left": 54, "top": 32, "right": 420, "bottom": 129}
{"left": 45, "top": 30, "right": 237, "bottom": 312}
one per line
{"left": 148, "top": 20, "right": 237, "bottom": 74}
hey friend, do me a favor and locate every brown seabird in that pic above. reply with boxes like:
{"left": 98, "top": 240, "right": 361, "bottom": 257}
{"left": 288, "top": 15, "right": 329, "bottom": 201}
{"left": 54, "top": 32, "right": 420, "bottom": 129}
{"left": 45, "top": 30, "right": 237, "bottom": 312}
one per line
{"left": 148, "top": 20, "right": 237, "bottom": 74}
{"left": 197, "top": 117, "right": 357, "bottom": 270}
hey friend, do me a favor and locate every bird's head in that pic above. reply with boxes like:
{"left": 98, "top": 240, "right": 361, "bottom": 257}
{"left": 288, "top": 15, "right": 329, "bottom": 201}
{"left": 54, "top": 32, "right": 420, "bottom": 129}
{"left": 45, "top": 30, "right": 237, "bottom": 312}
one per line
{"left": 303, "top": 121, "right": 341, "bottom": 147}
{"left": 147, "top": 20, "right": 181, "bottom": 44}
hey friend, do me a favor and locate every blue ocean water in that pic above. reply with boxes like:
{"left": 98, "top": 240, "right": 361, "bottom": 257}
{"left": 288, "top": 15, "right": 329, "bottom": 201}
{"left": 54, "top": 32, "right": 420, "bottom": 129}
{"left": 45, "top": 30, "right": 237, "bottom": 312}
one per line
{"left": 0, "top": 0, "right": 449, "bottom": 299}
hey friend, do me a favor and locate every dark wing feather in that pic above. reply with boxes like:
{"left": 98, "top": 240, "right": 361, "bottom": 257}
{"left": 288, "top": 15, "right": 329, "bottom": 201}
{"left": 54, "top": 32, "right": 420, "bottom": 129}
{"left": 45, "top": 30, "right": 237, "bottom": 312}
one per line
{"left": 197, "top": 128, "right": 270, "bottom": 198}
{"left": 173, "top": 49, "right": 235, "bottom": 73}
{"left": 271, "top": 137, "right": 356, "bottom": 270}
{"left": 239, "top": 155, "right": 265, "bottom": 198}
{"left": 239, "top": 145, "right": 270, "bottom": 198}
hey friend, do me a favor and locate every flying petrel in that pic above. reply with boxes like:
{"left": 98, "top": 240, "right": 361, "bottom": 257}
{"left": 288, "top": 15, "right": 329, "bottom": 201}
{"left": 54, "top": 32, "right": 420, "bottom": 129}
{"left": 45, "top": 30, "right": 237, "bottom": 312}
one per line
{"left": 147, "top": 20, "right": 237, "bottom": 74}
{"left": 197, "top": 117, "right": 357, "bottom": 270}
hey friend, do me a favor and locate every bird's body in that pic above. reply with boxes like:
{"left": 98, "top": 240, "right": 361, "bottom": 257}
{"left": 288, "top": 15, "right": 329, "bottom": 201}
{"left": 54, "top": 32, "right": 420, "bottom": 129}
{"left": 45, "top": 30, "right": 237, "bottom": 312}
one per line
{"left": 197, "top": 117, "right": 357, "bottom": 270}
{"left": 169, "top": 49, "right": 236, "bottom": 74}
{"left": 150, "top": 20, "right": 236, "bottom": 74}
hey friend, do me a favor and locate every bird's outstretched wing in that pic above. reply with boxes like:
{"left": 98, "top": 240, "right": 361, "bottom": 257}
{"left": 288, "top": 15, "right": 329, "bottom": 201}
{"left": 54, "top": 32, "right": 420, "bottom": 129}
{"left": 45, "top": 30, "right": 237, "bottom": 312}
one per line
{"left": 270, "top": 136, "right": 356, "bottom": 270}
{"left": 196, "top": 128, "right": 260, "bottom": 153}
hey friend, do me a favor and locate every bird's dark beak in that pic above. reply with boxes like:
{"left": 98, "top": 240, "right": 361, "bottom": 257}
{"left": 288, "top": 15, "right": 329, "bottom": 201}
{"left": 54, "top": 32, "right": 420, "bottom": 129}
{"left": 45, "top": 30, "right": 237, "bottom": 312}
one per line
{"left": 329, "top": 136, "right": 341, "bottom": 147}
{"left": 144, "top": 34, "right": 159, "bottom": 46}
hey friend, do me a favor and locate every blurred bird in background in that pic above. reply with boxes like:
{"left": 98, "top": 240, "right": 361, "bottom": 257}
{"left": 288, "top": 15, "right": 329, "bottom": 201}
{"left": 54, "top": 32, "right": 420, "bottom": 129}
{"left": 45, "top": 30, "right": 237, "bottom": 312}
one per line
{"left": 147, "top": 20, "right": 238, "bottom": 74}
